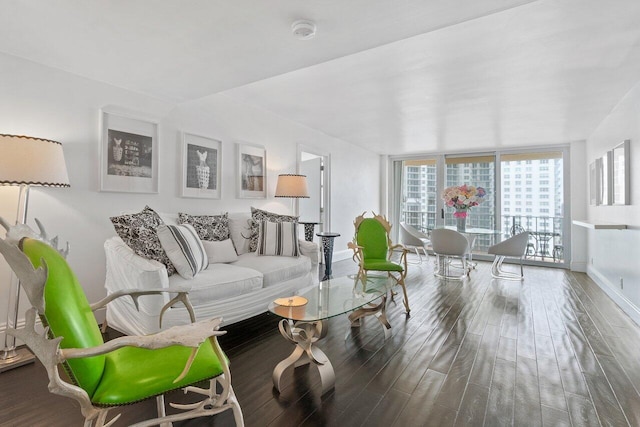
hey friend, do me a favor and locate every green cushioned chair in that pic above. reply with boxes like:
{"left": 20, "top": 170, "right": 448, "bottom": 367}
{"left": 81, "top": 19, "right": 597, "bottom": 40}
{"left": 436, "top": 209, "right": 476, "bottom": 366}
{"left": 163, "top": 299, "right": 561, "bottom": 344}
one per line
{"left": 348, "top": 212, "right": 411, "bottom": 314}
{"left": 0, "top": 223, "right": 244, "bottom": 427}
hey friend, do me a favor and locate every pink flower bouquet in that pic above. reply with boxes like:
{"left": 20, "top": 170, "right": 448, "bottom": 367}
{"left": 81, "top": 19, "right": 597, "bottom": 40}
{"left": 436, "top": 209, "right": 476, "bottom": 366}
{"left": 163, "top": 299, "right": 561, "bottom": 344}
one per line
{"left": 442, "top": 184, "right": 486, "bottom": 218}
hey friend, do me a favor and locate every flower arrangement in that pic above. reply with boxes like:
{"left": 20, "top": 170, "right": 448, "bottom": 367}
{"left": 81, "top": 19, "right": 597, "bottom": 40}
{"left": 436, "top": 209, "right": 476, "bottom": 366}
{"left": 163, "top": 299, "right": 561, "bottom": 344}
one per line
{"left": 442, "top": 184, "right": 486, "bottom": 218}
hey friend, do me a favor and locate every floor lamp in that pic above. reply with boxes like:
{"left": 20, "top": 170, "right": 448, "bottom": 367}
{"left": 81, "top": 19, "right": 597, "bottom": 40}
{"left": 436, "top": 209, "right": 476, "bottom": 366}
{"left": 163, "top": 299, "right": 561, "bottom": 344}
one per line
{"left": 0, "top": 134, "right": 70, "bottom": 372}
{"left": 275, "top": 174, "right": 309, "bottom": 215}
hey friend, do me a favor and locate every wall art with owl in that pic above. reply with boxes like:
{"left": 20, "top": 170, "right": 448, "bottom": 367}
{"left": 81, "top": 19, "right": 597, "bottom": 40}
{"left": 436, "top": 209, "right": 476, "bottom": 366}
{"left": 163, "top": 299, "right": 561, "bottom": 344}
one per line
{"left": 100, "top": 109, "right": 159, "bottom": 193}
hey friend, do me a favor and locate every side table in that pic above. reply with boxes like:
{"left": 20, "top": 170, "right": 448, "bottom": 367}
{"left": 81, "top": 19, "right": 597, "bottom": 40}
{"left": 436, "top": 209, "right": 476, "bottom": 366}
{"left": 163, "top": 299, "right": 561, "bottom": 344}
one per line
{"left": 316, "top": 232, "right": 340, "bottom": 280}
{"left": 299, "top": 222, "right": 321, "bottom": 242}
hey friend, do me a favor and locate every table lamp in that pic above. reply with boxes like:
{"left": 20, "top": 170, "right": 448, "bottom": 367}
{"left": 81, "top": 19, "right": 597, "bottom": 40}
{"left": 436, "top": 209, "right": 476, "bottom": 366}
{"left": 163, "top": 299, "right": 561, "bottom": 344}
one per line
{"left": 275, "top": 174, "right": 309, "bottom": 215}
{"left": 0, "top": 134, "right": 70, "bottom": 372}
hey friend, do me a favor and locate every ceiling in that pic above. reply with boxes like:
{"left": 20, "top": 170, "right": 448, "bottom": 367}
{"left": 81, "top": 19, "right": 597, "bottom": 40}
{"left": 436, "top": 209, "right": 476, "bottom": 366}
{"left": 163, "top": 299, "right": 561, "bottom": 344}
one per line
{"left": 2, "top": 0, "right": 640, "bottom": 155}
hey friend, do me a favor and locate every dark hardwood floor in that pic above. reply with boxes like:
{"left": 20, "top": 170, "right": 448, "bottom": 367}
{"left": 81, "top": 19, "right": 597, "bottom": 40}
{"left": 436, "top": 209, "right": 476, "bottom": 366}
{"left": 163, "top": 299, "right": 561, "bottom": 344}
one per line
{"left": 2, "top": 256, "right": 640, "bottom": 426}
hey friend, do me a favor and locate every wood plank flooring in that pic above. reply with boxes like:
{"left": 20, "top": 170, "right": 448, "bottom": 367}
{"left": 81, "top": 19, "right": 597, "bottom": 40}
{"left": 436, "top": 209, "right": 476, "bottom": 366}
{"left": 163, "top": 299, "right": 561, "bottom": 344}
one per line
{"left": 2, "top": 257, "right": 640, "bottom": 426}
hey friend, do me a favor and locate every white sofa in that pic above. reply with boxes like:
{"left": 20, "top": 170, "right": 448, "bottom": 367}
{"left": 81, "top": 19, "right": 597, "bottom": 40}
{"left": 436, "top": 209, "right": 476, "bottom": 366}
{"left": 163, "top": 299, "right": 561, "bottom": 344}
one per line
{"left": 104, "top": 212, "right": 319, "bottom": 335}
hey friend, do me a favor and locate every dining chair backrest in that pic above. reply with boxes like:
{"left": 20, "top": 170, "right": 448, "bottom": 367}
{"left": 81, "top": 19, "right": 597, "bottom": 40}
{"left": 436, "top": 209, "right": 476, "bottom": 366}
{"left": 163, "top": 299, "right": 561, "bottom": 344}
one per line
{"left": 488, "top": 232, "right": 530, "bottom": 257}
{"left": 399, "top": 222, "right": 429, "bottom": 247}
{"left": 430, "top": 229, "right": 469, "bottom": 256}
{"left": 356, "top": 218, "right": 390, "bottom": 260}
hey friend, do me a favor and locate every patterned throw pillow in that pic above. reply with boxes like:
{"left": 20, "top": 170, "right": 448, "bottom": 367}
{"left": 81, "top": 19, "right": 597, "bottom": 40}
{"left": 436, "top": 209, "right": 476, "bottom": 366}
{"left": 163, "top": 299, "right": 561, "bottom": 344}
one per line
{"left": 157, "top": 224, "right": 209, "bottom": 279}
{"left": 248, "top": 207, "right": 298, "bottom": 252}
{"left": 257, "top": 221, "right": 300, "bottom": 257}
{"left": 178, "top": 213, "right": 230, "bottom": 241}
{"left": 110, "top": 206, "right": 176, "bottom": 276}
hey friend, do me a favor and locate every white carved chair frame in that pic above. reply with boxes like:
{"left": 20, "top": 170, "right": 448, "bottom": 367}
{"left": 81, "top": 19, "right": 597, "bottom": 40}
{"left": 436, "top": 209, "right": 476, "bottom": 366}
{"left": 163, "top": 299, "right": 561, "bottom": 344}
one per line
{"left": 0, "top": 219, "right": 244, "bottom": 427}
{"left": 347, "top": 212, "right": 411, "bottom": 314}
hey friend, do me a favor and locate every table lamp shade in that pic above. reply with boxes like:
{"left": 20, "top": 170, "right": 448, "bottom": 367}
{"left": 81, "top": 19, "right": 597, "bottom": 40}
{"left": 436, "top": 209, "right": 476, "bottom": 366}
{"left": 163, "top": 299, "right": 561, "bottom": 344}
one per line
{"left": 275, "top": 174, "right": 309, "bottom": 198}
{"left": 0, "top": 134, "right": 70, "bottom": 187}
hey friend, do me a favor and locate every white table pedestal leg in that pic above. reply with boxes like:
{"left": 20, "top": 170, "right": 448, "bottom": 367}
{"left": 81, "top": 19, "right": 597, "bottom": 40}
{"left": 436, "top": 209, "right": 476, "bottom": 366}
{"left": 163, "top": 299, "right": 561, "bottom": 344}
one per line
{"left": 347, "top": 293, "right": 391, "bottom": 339}
{"left": 272, "top": 319, "right": 335, "bottom": 395}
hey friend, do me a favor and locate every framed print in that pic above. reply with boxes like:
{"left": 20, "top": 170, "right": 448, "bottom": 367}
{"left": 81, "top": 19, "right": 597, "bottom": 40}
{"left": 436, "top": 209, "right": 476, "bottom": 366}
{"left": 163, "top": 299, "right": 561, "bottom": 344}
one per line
{"left": 589, "top": 161, "right": 598, "bottom": 206}
{"left": 598, "top": 152, "right": 612, "bottom": 206}
{"left": 612, "top": 140, "right": 630, "bottom": 205}
{"left": 237, "top": 142, "right": 266, "bottom": 198}
{"left": 100, "top": 110, "right": 159, "bottom": 193}
{"left": 181, "top": 133, "right": 222, "bottom": 199}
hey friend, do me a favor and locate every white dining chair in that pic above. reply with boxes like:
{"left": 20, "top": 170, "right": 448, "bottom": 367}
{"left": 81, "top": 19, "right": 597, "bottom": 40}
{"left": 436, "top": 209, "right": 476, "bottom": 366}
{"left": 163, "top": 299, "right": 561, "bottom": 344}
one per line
{"left": 430, "top": 228, "right": 470, "bottom": 280}
{"left": 487, "top": 232, "right": 530, "bottom": 280}
{"left": 399, "top": 222, "right": 430, "bottom": 264}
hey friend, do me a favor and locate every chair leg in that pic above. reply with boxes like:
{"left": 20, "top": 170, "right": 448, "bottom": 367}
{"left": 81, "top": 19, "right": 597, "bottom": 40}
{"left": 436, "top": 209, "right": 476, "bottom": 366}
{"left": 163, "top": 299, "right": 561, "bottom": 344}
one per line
{"left": 229, "top": 385, "right": 245, "bottom": 427}
{"left": 433, "top": 254, "right": 468, "bottom": 280}
{"left": 414, "top": 247, "right": 423, "bottom": 263}
{"left": 491, "top": 255, "right": 524, "bottom": 281}
{"left": 396, "top": 275, "right": 410, "bottom": 314}
{"left": 156, "top": 395, "right": 170, "bottom": 427}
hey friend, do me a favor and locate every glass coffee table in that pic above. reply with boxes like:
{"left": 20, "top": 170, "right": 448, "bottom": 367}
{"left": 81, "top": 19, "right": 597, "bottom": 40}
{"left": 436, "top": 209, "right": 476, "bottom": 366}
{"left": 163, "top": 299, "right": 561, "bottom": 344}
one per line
{"left": 268, "top": 274, "right": 394, "bottom": 395}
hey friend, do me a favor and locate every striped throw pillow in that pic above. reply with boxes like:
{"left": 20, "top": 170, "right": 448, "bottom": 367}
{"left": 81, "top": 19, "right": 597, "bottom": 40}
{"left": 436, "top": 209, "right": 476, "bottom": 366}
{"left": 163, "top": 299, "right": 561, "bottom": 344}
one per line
{"left": 257, "top": 221, "right": 300, "bottom": 257}
{"left": 157, "top": 224, "right": 209, "bottom": 279}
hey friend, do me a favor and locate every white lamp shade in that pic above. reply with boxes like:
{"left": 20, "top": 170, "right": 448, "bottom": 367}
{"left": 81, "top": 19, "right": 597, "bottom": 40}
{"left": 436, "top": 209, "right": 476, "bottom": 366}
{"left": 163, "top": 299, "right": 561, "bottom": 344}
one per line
{"left": 275, "top": 174, "right": 309, "bottom": 198}
{"left": 0, "top": 134, "right": 70, "bottom": 187}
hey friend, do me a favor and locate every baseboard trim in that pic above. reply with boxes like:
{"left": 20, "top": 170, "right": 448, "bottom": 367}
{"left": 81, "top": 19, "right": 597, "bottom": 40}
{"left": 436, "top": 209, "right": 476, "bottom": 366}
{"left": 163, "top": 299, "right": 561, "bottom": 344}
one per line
{"left": 570, "top": 261, "right": 587, "bottom": 272}
{"left": 333, "top": 249, "right": 353, "bottom": 263}
{"left": 587, "top": 265, "right": 640, "bottom": 326}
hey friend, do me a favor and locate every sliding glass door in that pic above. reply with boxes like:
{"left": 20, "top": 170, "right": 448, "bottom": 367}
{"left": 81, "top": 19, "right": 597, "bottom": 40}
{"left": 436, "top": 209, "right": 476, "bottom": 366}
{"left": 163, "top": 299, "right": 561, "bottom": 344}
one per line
{"left": 399, "top": 158, "right": 437, "bottom": 233}
{"left": 444, "top": 154, "right": 496, "bottom": 252}
{"left": 499, "top": 151, "right": 565, "bottom": 263}
{"left": 393, "top": 147, "right": 569, "bottom": 267}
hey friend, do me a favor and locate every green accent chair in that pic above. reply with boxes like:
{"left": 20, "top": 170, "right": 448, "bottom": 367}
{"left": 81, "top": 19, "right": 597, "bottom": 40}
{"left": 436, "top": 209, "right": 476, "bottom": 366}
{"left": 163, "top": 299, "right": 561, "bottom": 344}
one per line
{"left": 348, "top": 212, "right": 411, "bottom": 313}
{"left": 0, "top": 231, "right": 243, "bottom": 427}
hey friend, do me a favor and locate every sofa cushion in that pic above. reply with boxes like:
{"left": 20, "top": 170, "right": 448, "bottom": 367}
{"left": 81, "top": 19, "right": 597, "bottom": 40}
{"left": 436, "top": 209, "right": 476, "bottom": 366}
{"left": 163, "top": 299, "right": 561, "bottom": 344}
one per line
{"left": 157, "top": 224, "right": 208, "bottom": 279}
{"left": 178, "top": 212, "right": 230, "bottom": 241}
{"left": 110, "top": 206, "right": 176, "bottom": 276}
{"left": 228, "top": 212, "right": 251, "bottom": 255}
{"left": 257, "top": 221, "right": 299, "bottom": 257}
{"left": 202, "top": 239, "right": 238, "bottom": 264}
{"left": 249, "top": 207, "right": 298, "bottom": 252}
{"left": 231, "top": 252, "right": 311, "bottom": 288}
{"left": 168, "top": 264, "right": 263, "bottom": 306}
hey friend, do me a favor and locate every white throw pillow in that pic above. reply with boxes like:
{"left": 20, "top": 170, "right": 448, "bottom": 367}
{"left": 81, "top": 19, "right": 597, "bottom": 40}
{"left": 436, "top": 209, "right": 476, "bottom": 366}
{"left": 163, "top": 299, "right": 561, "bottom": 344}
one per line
{"left": 257, "top": 221, "right": 300, "bottom": 257}
{"left": 202, "top": 239, "right": 239, "bottom": 264}
{"left": 157, "top": 224, "right": 209, "bottom": 279}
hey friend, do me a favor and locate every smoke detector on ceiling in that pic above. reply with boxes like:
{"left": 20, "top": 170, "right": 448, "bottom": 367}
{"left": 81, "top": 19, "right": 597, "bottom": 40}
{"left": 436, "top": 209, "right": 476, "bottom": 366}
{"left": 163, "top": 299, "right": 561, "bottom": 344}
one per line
{"left": 292, "top": 20, "right": 316, "bottom": 40}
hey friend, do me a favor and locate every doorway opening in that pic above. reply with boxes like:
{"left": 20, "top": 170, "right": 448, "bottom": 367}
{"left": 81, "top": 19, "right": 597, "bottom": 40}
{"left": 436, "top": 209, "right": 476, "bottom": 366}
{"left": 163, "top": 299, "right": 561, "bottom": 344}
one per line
{"left": 297, "top": 145, "right": 330, "bottom": 238}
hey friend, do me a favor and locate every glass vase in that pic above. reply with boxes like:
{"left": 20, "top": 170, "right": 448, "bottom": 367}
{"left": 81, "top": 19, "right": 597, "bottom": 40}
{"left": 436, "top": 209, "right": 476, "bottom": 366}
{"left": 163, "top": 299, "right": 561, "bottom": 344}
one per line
{"left": 454, "top": 209, "right": 467, "bottom": 232}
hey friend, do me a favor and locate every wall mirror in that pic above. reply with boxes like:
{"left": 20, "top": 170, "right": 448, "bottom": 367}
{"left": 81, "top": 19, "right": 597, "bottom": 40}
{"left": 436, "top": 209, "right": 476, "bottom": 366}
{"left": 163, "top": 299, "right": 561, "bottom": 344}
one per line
{"left": 598, "top": 152, "right": 611, "bottom": 206}
{"left": 612, "top": 140, "right": 630, "bottom": 205}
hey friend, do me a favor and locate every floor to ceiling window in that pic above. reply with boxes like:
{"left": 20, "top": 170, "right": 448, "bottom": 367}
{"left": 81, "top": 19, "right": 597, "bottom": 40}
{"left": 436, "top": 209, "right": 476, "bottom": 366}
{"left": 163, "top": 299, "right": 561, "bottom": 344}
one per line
{"left": 399, "top": 158, "right": 437, "bottom": 233}
{"left": 394, "top": 147, "right": 569, "bottom": 267}
{"left": 499, "top": 151, "right": 565, "bottom": 263}
{"left": 445, "top": 154, "right": 496, "bottom": 252}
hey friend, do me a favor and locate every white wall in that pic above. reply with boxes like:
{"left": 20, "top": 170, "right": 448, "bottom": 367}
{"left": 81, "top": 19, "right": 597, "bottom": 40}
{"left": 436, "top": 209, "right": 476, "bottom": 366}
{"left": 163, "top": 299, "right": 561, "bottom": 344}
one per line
{"left": 0, "top": 53, "right": 380, "bottom": 341}
{"left": 570, "top": 140, "right": 588, "bottom": 272}
{"left": 584, "top": 81, "right": 640, "bottom": 324}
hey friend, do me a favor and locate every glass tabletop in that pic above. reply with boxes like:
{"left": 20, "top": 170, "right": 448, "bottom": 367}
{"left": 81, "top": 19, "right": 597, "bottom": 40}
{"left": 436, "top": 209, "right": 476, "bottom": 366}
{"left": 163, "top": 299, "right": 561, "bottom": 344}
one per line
{"left": 442, "top": 225, "right": 501, "bottom": 235}
{"left": 268, "top": 275, "right": 393, "bottom": 322}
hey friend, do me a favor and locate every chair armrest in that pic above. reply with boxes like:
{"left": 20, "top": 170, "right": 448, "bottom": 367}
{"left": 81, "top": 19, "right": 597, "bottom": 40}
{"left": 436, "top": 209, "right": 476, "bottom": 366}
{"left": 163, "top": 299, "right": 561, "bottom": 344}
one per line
{"left": 61, "top": 317, "right": 225, "bottom": 360}
{"left": 90, "top": 287, "right": 195, "bottom": 327}
{"left": 389, "top": 243, "right": 409, "bottom": 254}
{"left": 10, "top": 309, "right": 226, "bottom": 387}
{"left": 298, "top": 239, "right": 319, "bottom": 269}
{"left": 347, "top": 241, "right": 364, "bottom": 263}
